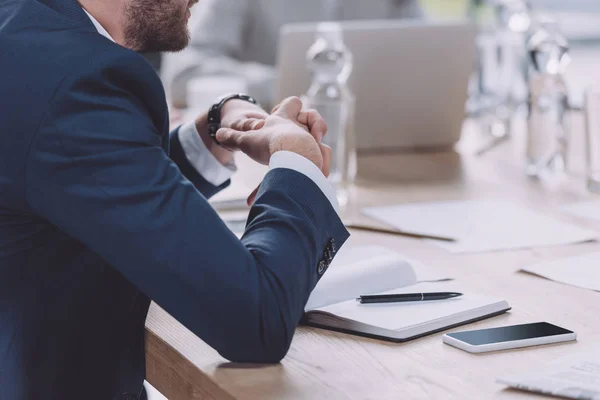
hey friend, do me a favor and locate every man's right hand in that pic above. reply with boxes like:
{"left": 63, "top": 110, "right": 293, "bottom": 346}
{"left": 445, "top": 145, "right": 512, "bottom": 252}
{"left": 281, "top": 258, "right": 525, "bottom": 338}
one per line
{"left": 216, "top": 97, "right": 331, "bottom": 177}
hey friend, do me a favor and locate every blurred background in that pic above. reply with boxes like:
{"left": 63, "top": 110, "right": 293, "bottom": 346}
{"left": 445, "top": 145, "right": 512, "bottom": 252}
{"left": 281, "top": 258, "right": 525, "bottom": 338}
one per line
{"left": 152, "top": 0, "right": 600, "bottom": 205}
{"left": 156, "top": 0, "right": 600, "bottom": 115}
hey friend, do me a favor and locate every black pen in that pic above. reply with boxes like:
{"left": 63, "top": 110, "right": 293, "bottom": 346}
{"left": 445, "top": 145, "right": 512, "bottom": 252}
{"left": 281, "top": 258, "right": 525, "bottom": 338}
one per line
{"left": 357, "top": 292, "right": 463, "bottom": 304}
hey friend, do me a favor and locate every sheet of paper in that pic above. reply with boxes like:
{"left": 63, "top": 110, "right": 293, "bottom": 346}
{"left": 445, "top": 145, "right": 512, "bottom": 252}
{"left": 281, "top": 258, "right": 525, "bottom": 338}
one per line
{"left": 498, "top": 349, "right": 600, "bottom": 400}
{"left": 522, "top": 252, "right": 600, "bottom": 292}
{"left": 363, "top": 200, "right": 598, "bottom": 254}
{"left": 562, "top": 201, "right": 600, "bottom": 222}
{"left": 316, "top": 282, "right": 501, "bottom": 331}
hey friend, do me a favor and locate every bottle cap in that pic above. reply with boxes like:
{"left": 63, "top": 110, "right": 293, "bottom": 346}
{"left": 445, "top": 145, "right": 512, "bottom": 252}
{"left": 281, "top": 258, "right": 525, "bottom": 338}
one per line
{"left": 494, "top": 0, "right": 532, "bottom": 33}
{"left": 528, "top": 17, "right": 570, "bottom": 75}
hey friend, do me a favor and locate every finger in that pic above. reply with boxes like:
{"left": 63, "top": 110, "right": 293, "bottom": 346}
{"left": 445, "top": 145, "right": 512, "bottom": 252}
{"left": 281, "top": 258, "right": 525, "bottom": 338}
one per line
{"left": 245, "top": 111, "right": 270, "bottom": 119}
{"left": 319, "top": 143, "right": 332, "bottom": 178}
{"left": 215, "top": 127, "right": 246, "bottom": 150}
{"left": 251, "top": 119, "right": 266, "bottom": 130}
{"left": 273, "top": 96, "right": 303, "bottom": 119}
{"left": 230, "top": 118, "right": 266, "bottom": 132}
{"left": 298, "top": 109, "right": 328, "bottom": 142}
{"left": 247, "top": 185, "right": 260, "bottom": 206}
{"left": 271, "top": 104, "right": 281, "bottom": 114}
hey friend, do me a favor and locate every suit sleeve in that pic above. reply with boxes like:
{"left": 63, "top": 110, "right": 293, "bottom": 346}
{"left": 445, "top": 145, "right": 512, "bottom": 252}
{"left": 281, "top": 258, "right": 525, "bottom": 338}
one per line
{"left": 25, "top": 52, "right": 349, "bottom": 363}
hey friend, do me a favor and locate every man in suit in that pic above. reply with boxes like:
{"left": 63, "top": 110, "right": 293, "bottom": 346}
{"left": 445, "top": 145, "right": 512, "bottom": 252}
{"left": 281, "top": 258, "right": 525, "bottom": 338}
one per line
{"left": 162, "top": 0, "right": 425, "bottom": 108}
{"left": 0, "top": 0, "right": 349, "bottom": 399}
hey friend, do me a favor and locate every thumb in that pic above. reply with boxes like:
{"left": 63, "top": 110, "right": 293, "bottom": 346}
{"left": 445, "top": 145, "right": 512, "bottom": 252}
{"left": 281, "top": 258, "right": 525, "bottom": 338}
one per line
{"left": 273, "top": 96, "right": 303, "bottom": 119}
{"left": 215, "top": 127, "right": 245, "bottom": 150}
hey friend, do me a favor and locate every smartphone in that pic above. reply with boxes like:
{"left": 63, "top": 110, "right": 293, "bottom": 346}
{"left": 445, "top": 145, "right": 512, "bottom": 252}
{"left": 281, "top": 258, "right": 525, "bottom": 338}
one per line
{"left": 443, "top": 322, "right": 576, "bottom": 353}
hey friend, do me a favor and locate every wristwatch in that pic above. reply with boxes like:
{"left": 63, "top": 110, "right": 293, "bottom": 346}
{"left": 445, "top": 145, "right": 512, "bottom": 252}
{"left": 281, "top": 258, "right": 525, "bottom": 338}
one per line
{"left": 207, "top": 93, "right": 258, "bottom": 145}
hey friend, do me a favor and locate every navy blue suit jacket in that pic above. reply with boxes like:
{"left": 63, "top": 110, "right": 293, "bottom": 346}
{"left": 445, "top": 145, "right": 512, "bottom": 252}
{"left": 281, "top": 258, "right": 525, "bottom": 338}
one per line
{"left": 0, "top": 0, "right": 349, "bottom": 398}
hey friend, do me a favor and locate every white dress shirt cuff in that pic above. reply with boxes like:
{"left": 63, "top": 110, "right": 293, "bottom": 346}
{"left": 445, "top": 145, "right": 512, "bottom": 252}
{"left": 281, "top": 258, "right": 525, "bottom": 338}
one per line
{"left": 269, "top": 151, "right": 340, "bottom": 214}
{"left": 178, "top": 122, "right": 237, "bottom": 187}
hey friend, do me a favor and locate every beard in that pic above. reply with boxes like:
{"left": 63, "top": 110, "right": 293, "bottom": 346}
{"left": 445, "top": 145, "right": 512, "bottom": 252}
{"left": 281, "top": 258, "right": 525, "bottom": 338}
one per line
{"left": 123, "top": 0, "right": 191, "bottom": 53}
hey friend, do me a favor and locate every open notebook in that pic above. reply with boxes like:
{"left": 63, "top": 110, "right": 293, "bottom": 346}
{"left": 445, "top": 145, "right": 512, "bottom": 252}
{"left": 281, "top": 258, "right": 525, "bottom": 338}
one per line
{"left": 301, "top": 246, "right": 511, "bottom": 342}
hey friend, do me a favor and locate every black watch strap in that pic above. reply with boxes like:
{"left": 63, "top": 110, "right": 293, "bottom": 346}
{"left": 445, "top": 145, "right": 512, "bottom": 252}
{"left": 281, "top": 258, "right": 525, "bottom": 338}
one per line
{"left": 207, "top": 94, "right": 258, "bottom": 145}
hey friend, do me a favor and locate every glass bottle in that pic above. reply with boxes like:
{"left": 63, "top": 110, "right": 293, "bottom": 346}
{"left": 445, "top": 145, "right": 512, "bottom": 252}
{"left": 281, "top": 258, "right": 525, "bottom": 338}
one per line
{"left": 302, "top": 22, "right": 356, "bottom": 206}
{"left": 526, "top": 18, "right": 571, "bottom": 180}
{"left": 468, "top": 0, "right": 533, "bottom": 144}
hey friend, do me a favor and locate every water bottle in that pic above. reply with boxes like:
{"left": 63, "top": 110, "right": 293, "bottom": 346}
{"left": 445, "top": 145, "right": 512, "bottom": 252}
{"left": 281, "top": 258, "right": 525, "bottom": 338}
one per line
{"left": 467, "top": 0, "right": 532, "bottom": 142}
{"left": 526, "top": 18, "right": 571, "bottom": 179}
{"left": 302, "top": 22, "right": 356, "bottom": 206}
{"left": 494, "top": 0, "right": 532, "bottom": 108}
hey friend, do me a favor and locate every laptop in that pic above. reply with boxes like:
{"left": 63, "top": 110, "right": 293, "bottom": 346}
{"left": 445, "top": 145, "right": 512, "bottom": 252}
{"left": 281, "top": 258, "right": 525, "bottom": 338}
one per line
{"left": 276, "top": 20, "right": 478, "bottom": 152}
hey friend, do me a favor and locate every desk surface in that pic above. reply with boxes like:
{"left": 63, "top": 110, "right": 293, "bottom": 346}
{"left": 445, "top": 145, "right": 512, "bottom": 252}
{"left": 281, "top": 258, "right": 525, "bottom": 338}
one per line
{"left": 144, "top": 116, "right": 600, "bottom": 400}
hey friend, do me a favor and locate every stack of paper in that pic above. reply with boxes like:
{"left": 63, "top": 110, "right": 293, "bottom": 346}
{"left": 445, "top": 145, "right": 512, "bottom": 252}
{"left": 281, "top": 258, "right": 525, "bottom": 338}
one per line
{"left": 363, "top": 200, "right": 598, "bottom": 254}
{"left": 498, "top": 349, "right": 600, "bottom": 400}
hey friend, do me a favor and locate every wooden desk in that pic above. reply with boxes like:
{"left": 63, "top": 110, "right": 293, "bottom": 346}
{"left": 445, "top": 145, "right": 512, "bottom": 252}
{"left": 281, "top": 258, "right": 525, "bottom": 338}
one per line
{"left": 145, "top": 116, "right": 600, "bottom": 399}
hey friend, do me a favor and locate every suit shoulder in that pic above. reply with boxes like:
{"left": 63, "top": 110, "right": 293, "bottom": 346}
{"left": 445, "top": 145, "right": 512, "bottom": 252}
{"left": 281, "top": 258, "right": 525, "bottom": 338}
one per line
{"left": 48, "top": 37, "right": 167, "bottom": 117}
{"left": 65, "top": 37, "right": 160, "bottom": 86}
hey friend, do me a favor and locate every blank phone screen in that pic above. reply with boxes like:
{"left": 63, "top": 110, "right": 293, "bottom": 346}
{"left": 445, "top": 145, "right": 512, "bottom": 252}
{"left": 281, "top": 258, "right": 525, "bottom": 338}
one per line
{"left": 447, "top": 322, "right": 573, "bottom": 346}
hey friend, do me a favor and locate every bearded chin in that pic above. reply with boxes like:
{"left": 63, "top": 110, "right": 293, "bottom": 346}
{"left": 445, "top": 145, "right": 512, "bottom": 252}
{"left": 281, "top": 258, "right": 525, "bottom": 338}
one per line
{"left": 123, "top": 1, "right": 191, "bottom": 53}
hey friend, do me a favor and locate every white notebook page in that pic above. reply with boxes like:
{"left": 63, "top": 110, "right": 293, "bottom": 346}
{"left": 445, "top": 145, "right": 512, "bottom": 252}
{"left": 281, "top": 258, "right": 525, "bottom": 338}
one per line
{"left": 305, "top": 246, "right": 418, "bottom": 311}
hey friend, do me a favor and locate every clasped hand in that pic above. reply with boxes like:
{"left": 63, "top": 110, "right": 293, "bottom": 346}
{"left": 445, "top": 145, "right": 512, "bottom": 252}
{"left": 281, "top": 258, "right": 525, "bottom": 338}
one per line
{"left": 217, "top": 97, "right": 332, "bottom": 205}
